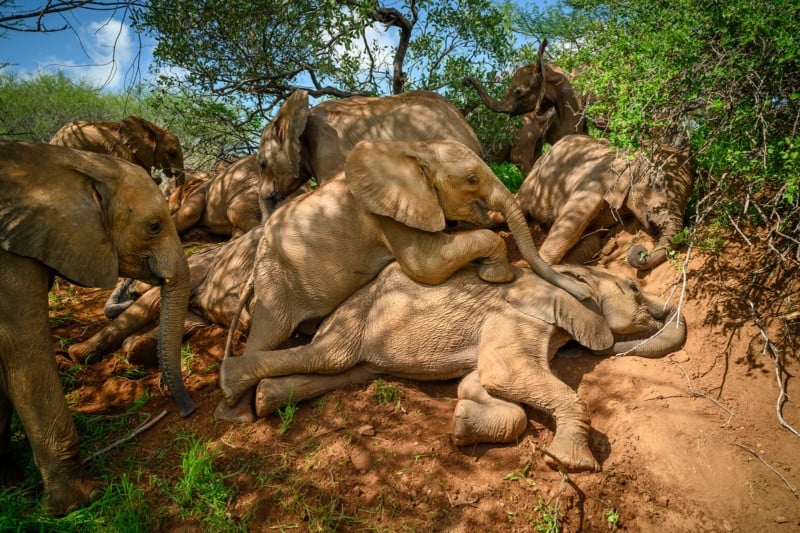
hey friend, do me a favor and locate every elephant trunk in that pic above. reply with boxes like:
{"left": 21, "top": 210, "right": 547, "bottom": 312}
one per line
{"left": 491, "top": 187, "right": 593, "bottom": 303}
{"left": 627, "top": 210, "right": 686, "bottom": 270}
{"left": 463, "top": 76, "right": 516, "bottom": 115}
{"left": 155, "top": 250, "right": 196, "bottom": 417}
{"left": 596, "top": 310, "right": 687, "bottom": 358}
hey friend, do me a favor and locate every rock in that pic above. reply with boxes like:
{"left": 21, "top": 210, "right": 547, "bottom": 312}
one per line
{"left": 357, "top": 424, "right": 376, "bottom": 436}
{"left": 349, "top": 447, "right": 373, "bottom": 471}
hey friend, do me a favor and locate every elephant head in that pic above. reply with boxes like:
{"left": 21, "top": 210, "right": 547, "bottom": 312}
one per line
{"left": 256, "top": 90, "right": 309, "bottom": 212}
{"left": 345, "top": 139, "right": 593, "bottom": 302}
{"left": 119, "top": 116, "right": 186, "bottom": 186}
{"left": 621, "top": 145, "right": 695, "bottom": 270}
{"left": 0, "top": 142, "right": 195, "bottom": 417}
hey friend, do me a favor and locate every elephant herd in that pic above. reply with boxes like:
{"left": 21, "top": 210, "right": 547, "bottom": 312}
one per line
{"left": 1, "top": 72, "right": 693, "bottom": 515}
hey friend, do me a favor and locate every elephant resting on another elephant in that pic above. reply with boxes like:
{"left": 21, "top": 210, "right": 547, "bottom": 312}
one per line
{"left": 50, "top": 115, "right": 185, "bottom": 186}
{"left": 216, "top": 138, "right": 593, "bottom": 422}
{"left": 516, "top": 134, "right": 695, "bottom": 270}
{"left": 68, "top": 227, "right": 262, "bottom": 365}
{"left": 0, "top": 142, "right": 194, "bottom": 515}
{"left": 221, "top": 262, "right": 687, "bottom": 473}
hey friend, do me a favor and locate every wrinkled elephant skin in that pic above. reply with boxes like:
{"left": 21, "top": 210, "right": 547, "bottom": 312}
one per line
{"left": 221, "top": 262, "right": 687, "bottom": 473}
{"left": 0, "top": 142, "right": 193, "bottom": 515}
{"left": 516, "top": 134, "right": 694, "bottom": 270}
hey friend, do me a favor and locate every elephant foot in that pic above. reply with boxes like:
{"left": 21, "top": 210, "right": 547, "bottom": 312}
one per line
{"left": 218, "top": 357, "right": 253, "bottom": 407}
{"left": 213, "top": 389, "right": 256, "bottom": 424}
{"left": 477, "top": 260, "right": 516, "bottom": 284}
{"left": 255, "top": 378, "right": 296, "bottom": 418}
{"left": 544, "top": 432, "right": 600, "bottom": 473}
{"left": 452, "top": 399, "right": 527, "bottom": 446}
{"left": 42, "top": 475, "right": 106, "bottom": 516}
{"left": 122, "top": 334, "right": 158, "bottom": 367}
{"left": 67, "top": 341, "right": 101, "bottom": 364}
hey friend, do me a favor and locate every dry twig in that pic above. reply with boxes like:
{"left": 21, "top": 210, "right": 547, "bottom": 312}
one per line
{"left": 82, "top": 410, "right": 168, "bottom": 464}
{"left": 732, "top": 441, "right": 799, "bottom": 499}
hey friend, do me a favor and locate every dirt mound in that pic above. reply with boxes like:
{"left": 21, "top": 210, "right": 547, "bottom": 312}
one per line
{"left": 44, "top": 224, "right": 800, "bottom": 531}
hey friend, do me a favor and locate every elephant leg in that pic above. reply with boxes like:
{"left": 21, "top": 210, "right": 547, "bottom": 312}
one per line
{"left": 0, "top": 258, "right": 105, "bottom": 515}
{"left": 477, "top": 317, "right": 600, "bottom": 473}
{"left": 121, "top": 311, "right": 207, "bottom": 367}
{"left": 562, "top": 231, "right": 606, "bottom": 265}
{"left": 452, "top": 370, "right": 528, "bottom": 446}
{"left": 254, "top": 364, "right": 379, "bottom": 417}
{"left": 68, "top": 287, "right": 161, "bottom": 363}
{"left": 171, "top": 188, "right": 207, "bottom": 234}
{"left": 539, "top": 193, "right": 605, "bottom": 265}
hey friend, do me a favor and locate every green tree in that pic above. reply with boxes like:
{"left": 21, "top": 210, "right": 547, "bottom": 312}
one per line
{"left": 133, "top": 0, "right": 516, "bottom": 116}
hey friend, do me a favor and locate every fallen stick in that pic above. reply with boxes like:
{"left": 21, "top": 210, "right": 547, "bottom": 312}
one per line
{"left": 82, "top": 410, "right": 169, "bottom": 465}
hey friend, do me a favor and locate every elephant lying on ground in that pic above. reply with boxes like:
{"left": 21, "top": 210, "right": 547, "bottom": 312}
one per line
{"left": 50, "top": 115, "right": 185, "bottom": 186}
{"left": 256, "top": 90, "right": 483, "bottom": 207}
{"left": 0, "top": 142, "right": 194, "bottom": 515}
{"left": 216, "top": 138, "right": 592, "bottom": 422}
{"left": 516, "top": 135, "right": 695, "bottom": 270}
{"left": 464, "top": 39, "right": 586, "bottom": 173}
{"left": 170, "top": 154, "right": 312, "bottom": 239}
{"left": 221, "top": 262, "right": 687, "bottom": 472}
{"left": 68, "top": 227, "right": 262, "bottom": 365}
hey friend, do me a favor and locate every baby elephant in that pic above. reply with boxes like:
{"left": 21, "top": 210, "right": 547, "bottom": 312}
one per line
{"left": 221, "top": 262, "right": 686, "bottom": 472}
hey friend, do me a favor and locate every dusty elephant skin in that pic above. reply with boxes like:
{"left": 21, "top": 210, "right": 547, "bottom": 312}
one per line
{"left": 516, "top": 134, "right": 695, "bottom": 270}
{"left": 217, "top": 138, "right": 593, "bottom": 422}
{"left": 255, "top": 89, "right": 484, "bottom": 204}
{"left": 0, "top": 142, "right": 194, "bottom": 516}
{"left": 221, "top": 262, "right": 686, "bottom": 473}
{"left": 50, "top": 115, "right": 185, "bottom": 186}
{"left": 464, "top": 39, "right": 586, "bottom": 173}
{"left": 68, "top": 227, "right": 262, "bottom": 364}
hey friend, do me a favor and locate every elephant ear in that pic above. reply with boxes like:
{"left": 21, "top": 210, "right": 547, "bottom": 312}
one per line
{"left": 120, "top": 116, "right": 158, "bottom": 169}
{"left": 498, "top": 267, "right": 614, "bottom": 351}
{"left": 0, "top": 142, "right": 119, "bottom": 288}
{"left": 345, "top": 140, "right": 445, "bottom": 232}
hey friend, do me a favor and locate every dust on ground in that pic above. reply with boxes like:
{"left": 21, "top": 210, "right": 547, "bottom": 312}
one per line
{"left": 44, "top": 224, "right": 800, "bottom": 531}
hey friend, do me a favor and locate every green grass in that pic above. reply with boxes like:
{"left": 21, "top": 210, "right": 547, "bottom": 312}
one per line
{"left": 371, "top": 379, "right": 401, "bottom": 407}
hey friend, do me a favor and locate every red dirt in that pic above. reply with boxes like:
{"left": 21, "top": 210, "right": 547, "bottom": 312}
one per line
{"left": 46, "top": 224, "right": 800, "bottom": 531}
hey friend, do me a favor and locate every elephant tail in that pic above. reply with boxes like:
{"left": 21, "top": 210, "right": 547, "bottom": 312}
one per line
{"left": 224, "top": 273, "right": 254, "bottom": 359}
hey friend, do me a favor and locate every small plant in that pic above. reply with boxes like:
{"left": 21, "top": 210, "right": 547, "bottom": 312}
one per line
{"left": 503, "top": 462, "right": 536, "bottom": 487}
{"left": 181, "top": 342, "right": 195, "bottom": 370}
{"left": 605, "top": 506, "right": 620, "bottom": 530}
{"left": 533, "top": 497, "right": 561, "bottom": 533}
{"left": 277, "top": 386, "right": 298, "bottom": 434}
{"left": 372, "top": 379, "right": 401, "bottom": 406}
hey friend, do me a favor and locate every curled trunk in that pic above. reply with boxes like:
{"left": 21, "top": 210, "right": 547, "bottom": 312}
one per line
{"left": 463, "top": 76, "right": 517, "bottom": 115}
{"left": 596, "top": 310, "right": 687, "bottom": 357}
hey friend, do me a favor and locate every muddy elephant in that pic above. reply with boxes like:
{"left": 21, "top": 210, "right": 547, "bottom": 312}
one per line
{"left": 69, "top": 227, "right": 262, "bottom": 365}
{"left": 464, "top": 40, "right": 586, "bottom": 172}
{"left": 50, "top": 116, "right": 185, "bottom": 186}
{"left": 221, "top": 261, "right": 686, "bottom": 472}
{"left": 516, "top": 135, "right": 695, "bottom": 270}
{"left": 216, "top": 138, "right": 593, "bottom": 422}
{"left": 256, "top": 89, "right": 483, "bottom": 206}
{"left": 0, "top": 142, "right": 195, "bottom": 515}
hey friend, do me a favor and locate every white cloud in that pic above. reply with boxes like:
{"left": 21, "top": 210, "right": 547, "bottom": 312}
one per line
{"left": 34, "top": 17, "right": 147, "bottom": 90}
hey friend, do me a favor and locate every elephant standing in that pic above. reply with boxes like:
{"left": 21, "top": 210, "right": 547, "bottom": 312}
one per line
{"left": 221, "top": 262, "right": 687, "bottom": 472}
{"left": 50, "top": 116, "right": 185, "bottom": 186}
{"left": 464, "top": 40, "right": 586, "bottom": 173}
{"left": 256, "top": 89, "right": 483, "bottom": 206}
{"left": 217, "top": 138, "right": 593, "bottom": 422}
{"left": 516, "top": 134, "right": 695, "bottom": 270}
{"left": 0, "top": 142, "right": 195, "bottom": 515}
{"left": 68, "top": 227, "right": 262, "bottom": 364}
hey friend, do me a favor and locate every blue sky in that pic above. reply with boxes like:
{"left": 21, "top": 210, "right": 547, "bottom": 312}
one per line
{"left": 1, "top": 4, "right": 154, "bottom": 90}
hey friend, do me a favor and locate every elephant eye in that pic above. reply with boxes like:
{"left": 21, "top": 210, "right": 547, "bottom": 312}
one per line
{"left": 146, "top": 219, "right": 163, "bottom": 235}
{"left": 626, "top": 278, "right": 640, "bottom": 293}
{"left": 466, "top": 174, "right": 479, "bottom": 187}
